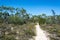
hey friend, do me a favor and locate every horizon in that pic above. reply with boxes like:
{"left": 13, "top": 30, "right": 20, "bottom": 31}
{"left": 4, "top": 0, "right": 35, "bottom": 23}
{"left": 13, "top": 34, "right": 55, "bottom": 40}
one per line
{"left": 0, "top": 0, "right": 60, "bottom": 16}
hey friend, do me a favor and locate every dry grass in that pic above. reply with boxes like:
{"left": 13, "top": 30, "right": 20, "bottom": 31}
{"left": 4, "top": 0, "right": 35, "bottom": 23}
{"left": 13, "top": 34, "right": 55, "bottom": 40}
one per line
{"left": 0, "top": 23, "right": 36, "bottom": 40}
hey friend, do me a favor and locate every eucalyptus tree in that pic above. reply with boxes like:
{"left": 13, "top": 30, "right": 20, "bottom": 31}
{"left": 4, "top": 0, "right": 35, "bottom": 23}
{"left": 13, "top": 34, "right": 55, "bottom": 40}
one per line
{"left": 56, "top": 15, "right": 60, "bottom": 24}
{"left": 20, "top": 8, "right": 30, "bottom": 23}
{"left": 51, "top": 9, "right": 56, "bottom": 24}
{"left": 41, "top": 13, "right": 46, "bottom": 18}
{"left": 0, "top": 12, "right": 3, "bottom": 23}
{"left": 0, "top": 6, "right": 16, "bottom": 23}
{"left": 3, "top": 11, "right": 9, "bottom": 23}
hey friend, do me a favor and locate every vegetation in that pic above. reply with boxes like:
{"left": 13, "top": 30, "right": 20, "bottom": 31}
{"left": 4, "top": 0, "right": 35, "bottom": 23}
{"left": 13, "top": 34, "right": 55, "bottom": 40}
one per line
{"left": 0, "top": 23, "right": 36, "bottom": 40}
{"left": 0, "top": 6, "right": 60, "bottom": 40}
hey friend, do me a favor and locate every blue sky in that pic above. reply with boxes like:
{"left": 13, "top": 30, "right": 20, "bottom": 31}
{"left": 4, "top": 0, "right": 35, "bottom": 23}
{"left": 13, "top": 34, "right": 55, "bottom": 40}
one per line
{"left": 0, "top": 0, "right": 60, "bottom": 15}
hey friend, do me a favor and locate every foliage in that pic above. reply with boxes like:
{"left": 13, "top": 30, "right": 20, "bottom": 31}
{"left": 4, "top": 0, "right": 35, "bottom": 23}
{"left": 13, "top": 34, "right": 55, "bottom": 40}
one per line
{"left": 0, "top": 5, "right": 60, "bottom": 40}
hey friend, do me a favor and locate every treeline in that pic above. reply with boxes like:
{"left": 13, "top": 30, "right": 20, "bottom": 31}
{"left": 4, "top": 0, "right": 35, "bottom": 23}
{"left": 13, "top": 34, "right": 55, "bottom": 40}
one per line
{"left": 0, "top": 6, "right": 60, "bottom": 25}
{"left": 0, "top": 6, "right": 30, "bottom": 24}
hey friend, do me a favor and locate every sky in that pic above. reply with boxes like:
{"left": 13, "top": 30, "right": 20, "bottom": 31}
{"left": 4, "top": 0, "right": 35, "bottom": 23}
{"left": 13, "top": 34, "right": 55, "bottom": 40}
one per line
{"left": 0, "top": 0, "right": 60, "bottom": 15}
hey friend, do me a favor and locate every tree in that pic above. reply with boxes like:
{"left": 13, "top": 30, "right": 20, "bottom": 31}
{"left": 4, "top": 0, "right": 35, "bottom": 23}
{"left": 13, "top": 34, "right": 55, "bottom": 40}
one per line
{"left": 41, "top": 13, "right": 46, "bottom": 18}
{"left": 0, "top": 12, "right": 3, "bottom": 23}
{"left": 51, "top": 9, "right": 56, "bottom": 24}
{"left": 20, "top": 8, "right": 30, "bottom": 23}
{"left": 56, "top": 15, "right": 60, "bottom": 24}
{"left": 3, "top": 11, "right": 9, "bottom": 23}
